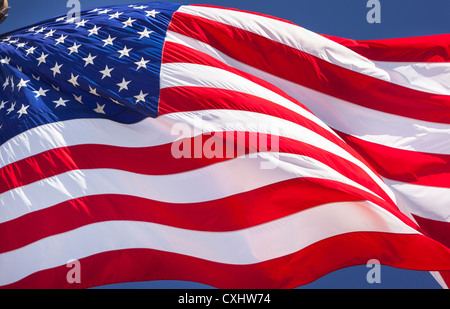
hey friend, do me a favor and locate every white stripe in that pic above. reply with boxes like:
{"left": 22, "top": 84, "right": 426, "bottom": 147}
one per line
{"left": 166, "top": 32, "right": 450, "bottom": 154}
{"left": 177, "top": 6, "right": 450, "bottom": 95}
{"left": 0, "top": 200, "right": 419, "bottom": 286}
{"left": 384, "top": 178, "right": 450, "bottom": 223}
{"left": 0, "top": 152, "right": 383, "bottom": 224}
{"left": 374, "top": 61, "right": 450, "bottom": 96}
{"left": 430, "top": 271, "right": 449, "bottom": 289}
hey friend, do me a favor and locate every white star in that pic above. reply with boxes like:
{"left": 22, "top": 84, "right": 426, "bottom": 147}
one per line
{"left": 102, "top": 35, "right": 116, "bottom": 47}
{"left": 17, "top": 104, "right": 30, "bottom": 117}
{"left": 52, "top": 84, "right": 60, "bottom": 91}
{"left": 73, "top": 94, "right": 83, "bottom": 104}
{"left": 88, "top": 25, "right": 101, "bottom": 36}
{"left": 117, "top": 78, "right": 131, "bottom": 92}
{"left": 32, "top": 87, "right": 49, "bottom": 98}
{"left": 28, "top": 27, "right": 37, "bottom": 32}
{"left": 89, "top": 85, "right": 101, "bottom": 96}
{"left": 10, "top": 78, "right": 15, "bottom": 91}
{"left": 110, "top": 97, "right": 125, "bottom": 106}
{"left": 68, "top": 42, "right": 81, "bottom": 55}
{"left": 50, "top": 62, "right": 63, "bottom": 77}
{"left": 98, "top": 9, "right": 112, "bottom": 14}
{"left": 35, "top": 27, "right": 47, "bottom": 34}
{"left": 117, "top": 45, "right": 132, "bottom": 58}
{"left": 53, "top": 97, "right": 69, "bottom": 108}
{"left": 99, "top": 65, "right": 114, "bottom": 79}
{"left": 65, "top": 17, "right": 76, "bottom": 24}
{"left": 137, "top": 27, "right": 153, "bottom": 40}
{"left": 145, "top": 9, "right": 160, "bottom": 18}
{"left": 36, "top": 52, "right": 49, "bottom": 66}
{"left": 32, "top": 74, "right": 40, "bottom": 81}
{"left": 0, "top": 56, "right": 10, "bottom": 65}
{"left": 2, "top": 76, "right": 9, "bottom": 90}
{"left": 134, "top": 90, "right": 148, "bottom": 104}
{"left": 82, "top": 53, "right": 97, "bottom": 67}
{"left": 17, "top": 78, "right": 30, "bottom": 91}
{"left": 75, "top": 19, "right": 89, "bottom": 28}
{"left": 0, "top": 100, "right": 8, "bottom": 109}
{"left": 6, "top": 102, "right": 15, "bottom": 114}
{"left": 55, "top": 34, "right": 67, "bottom": 45}
{"left": 134, "top": 57, "right": 149, "bottom": 70}
{"left": 8, "top": 38, "right": 18, "bottom": 46}
{"left": 16, "top": 41, "right": 27, "bottom": 49}
{"left": 55, "top": 16, "right": 66, "bottom": 22}
{"left": 122, "top": 17, "right": 136, "bottom": 28}
{"left": 25, "top": 46, "right": 37, "bottom": 56}
{"left": 133, "top": 5, "right": 149, "bottom": 10}
{"left": 68, "top": 73, "right": 80, "bottom": 87}
{"left": 93, "top": 103, "right": 106, "bottom": 114}
{"left": 109, "top": 12, "right": 123, "bottom": 19}
{"left": 8, "top": 38, "right": 19, "bottom": 45}
{"left": 16, "top": 65, "right": 23, "bottom": 72}
{"left": 88, "top": 8, "right": 100, "bottom": 13}
{"left": 44, "top": 29, "right": 56, "bottom": 38}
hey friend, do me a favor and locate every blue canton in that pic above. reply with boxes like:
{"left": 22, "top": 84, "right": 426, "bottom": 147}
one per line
{"left": 0, "top": 2, "right": 181, "bottom": 145}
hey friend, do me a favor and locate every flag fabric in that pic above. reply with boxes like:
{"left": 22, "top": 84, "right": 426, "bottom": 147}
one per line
{"left": 0, "top": 2, "right": 449, "bottom": 289}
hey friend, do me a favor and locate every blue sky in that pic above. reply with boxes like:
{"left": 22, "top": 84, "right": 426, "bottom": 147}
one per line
{"left": 1, "top": 0, "right": 448, "bottom": 289}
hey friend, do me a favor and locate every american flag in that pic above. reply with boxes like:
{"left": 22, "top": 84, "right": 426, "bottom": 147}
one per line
{"left": 0, "top": 2, "right": 449, "bottom": 288}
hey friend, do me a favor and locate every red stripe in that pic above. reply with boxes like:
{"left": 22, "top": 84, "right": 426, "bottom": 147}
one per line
{"left": 1, "top": 178, "right": 385, "bottom": 253}
{"left": 168, "top": 12, "right": 450, "bottom": 123}
{"left": 337, "top": 131, "right": 450, "bottom": 188}
{"left": 4, "top": 232, "right": 450, "bottom": 289}
{"left": 413, "top": 215, "right": 450, "bottom": 249}
{"left": 322, "top": 34, "right": 450, "bottom": 63}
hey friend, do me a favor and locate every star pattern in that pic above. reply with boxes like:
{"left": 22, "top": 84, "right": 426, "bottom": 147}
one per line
{"left": 50, "top": 62, "right": 63, "bottom": 77}
{"left": 17, "top": 78, "right": 30, "bottom": 91}
{"left": 0, "top": 2, "right": 167, "bottom": 142}
{"left": 55, "top": 34, "right": 68, "bottom": 45}
{"left": 138, "top": 28, "right": 153, "bottom": 40}
{"left": 117, "top": 78, "right": 131, "bottom": 92}
{"left": 68, "top": 42, "right": 82, "bottom": 55}
{"left": 102, "top": 35, "right": 116, "bottom": 47}
{"left": 36, "top": 52, "right": 49, "bottom": 66}
{"left": 68, "top": 73, "right": 80, "bottom": 87}
{"left": 100, "top": 65, "right": 114, "bottom": 79}
{"left": 117, "top": 46, "right": 133, "bottom": 58}
{"left": 82, "top": 53, "right": 97, "bottom": 67}
{"left": 135, "top": 57, "right": 150, "bottom": 70}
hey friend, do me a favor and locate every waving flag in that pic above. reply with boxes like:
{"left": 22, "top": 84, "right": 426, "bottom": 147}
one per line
{"left": 0, "top": 2, "right": 449, "bottom": 289}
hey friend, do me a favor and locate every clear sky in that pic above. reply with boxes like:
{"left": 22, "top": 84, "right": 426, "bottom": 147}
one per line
{"left": 1, "top": 0, "right": 449, "bottom": 289}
